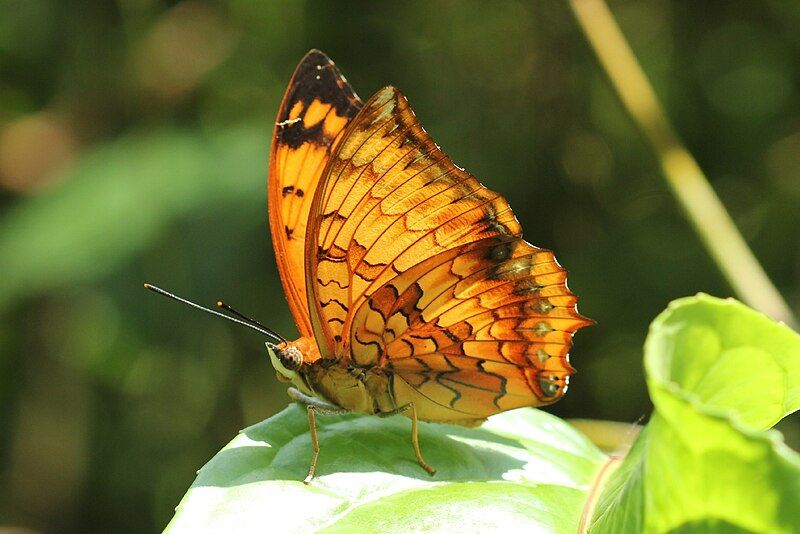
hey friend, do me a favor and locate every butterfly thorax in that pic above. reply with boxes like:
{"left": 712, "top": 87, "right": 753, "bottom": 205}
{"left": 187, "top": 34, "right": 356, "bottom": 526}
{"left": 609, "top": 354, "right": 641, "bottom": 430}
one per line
{"left": 269, "top": 336, "right": 395, "bottom": 415}
{"left": 304, "top": 363, "right": 395, "bottom": 415}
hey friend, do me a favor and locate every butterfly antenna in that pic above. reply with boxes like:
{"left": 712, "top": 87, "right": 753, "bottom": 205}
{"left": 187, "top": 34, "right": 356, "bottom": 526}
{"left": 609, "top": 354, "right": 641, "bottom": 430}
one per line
{"left": 143, "top": 283, "right": 285, "bottom": 344}
{"left": 216, "top": 300, "right": 286, "bottom": 343}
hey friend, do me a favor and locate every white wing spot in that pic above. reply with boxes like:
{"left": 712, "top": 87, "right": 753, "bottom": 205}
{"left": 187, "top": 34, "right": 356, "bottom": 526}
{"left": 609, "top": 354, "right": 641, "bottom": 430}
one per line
{"left": 276, "top": 118, "right": 302, "bottom": 127}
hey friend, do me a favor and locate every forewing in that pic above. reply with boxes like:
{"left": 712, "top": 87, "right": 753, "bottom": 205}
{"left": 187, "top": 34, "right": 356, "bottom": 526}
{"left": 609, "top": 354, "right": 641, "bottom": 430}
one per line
{"left": 350, "top": 237, "right": 591, "bottom": 421}
{"left": 306, "top": 87, "right": 523, "bottom": 356}
{"left": 268, "top": 50, "right": 362, "bottom": 337}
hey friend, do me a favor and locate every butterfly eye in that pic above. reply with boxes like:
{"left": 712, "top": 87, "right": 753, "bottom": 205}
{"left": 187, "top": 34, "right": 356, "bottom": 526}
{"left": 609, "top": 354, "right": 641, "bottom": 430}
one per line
{"left": 278, "top": 346, "right": 303, "bottom": 370}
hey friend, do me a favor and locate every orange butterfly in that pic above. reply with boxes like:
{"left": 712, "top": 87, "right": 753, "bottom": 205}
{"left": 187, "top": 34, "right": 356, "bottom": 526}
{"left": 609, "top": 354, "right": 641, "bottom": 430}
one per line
{"left": 267, "top": 50, "right": 591, "bottom": 483}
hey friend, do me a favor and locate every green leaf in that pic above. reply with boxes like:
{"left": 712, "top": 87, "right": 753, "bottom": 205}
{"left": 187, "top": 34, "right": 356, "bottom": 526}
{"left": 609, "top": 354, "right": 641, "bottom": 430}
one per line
{"left": 166, "top": 404, "right": 606, "bottom": 532}
{"left": 645, "top": 294, "right": 800, "bottom": 430}
{"left": 590, "top": 294, "right": 800, "bottom": 533}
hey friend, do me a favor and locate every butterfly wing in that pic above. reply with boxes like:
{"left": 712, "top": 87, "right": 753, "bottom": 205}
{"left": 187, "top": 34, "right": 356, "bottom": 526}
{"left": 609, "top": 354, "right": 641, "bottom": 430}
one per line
{"left": 304, "top": 86, "right": 590, "bottom": 420}
{"left": 268, "top": 50, "right": 362, "bottom": 337}
{"left": 351, "top": 237, "right": 590, "bottom": 422}
{"left": 305, "top": 87, "right": 525, "bottom": 356}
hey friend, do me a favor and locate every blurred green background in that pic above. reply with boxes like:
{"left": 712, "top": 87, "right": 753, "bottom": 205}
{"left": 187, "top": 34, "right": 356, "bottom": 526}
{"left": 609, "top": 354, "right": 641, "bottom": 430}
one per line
{"left": 1, "top": 0, "right": 798, "bottom": 531}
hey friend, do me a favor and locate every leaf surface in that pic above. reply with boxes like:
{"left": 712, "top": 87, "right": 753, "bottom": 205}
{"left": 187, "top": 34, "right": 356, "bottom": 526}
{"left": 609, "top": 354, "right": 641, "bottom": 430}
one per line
{"left": 590, "top": 295, "right": 800, "bottom": 533}
{"left": 166, "top": 405, "right": 606, "bottom": 533}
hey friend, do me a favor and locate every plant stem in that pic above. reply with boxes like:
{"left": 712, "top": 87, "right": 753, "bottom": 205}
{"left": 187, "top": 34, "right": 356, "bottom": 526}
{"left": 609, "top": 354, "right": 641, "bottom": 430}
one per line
{"left": 569, "top": 0, "right": 798, "bottom": 330}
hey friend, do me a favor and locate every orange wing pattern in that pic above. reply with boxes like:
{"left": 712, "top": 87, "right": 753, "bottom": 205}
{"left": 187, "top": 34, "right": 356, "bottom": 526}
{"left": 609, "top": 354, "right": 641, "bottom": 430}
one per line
{"left": 351, "top": 237, "right": 590, "bottom": 421}
{"left": 303, "top": 86, "right": 590, "bottom": 417}
{"left": 268, "top": 50, "right": 362, "bottom": 337}
{"left": 306, "top": 87, "right": 522, "bottom": 357}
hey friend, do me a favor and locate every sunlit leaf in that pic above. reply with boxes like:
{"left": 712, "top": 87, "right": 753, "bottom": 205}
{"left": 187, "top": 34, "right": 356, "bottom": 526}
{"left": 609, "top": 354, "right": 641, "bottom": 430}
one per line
{"left": 590, "top": 294, "right": 800, "bottom": 533}
{"left": 166, "top": 404, "right": 606, "bottom": 533}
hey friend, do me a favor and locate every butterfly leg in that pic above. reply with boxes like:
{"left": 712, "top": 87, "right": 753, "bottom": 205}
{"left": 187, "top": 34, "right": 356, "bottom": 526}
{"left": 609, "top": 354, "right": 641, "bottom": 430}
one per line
{"left": 304, "top": 405, "right": 320, "bottom": 485}
{"left": 378, "top": 403, "right": 436, "bottom": 476}
{"left": 286, "top": 387, "right": 349, "bottom": 484}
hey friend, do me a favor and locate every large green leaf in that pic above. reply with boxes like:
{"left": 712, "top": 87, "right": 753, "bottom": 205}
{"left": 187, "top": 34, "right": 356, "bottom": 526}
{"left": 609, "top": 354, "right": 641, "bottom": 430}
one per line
{"left": 590, "top": 294, "right": 800, "bottom": 533}
{"left": 165, "top": 404, "right": 607, "bottom": 533}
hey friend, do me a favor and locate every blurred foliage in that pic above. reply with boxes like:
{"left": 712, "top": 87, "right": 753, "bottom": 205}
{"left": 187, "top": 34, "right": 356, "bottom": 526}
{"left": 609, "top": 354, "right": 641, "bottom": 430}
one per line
{"left": 0, "top": 1, "right": 798, "bottom": 531}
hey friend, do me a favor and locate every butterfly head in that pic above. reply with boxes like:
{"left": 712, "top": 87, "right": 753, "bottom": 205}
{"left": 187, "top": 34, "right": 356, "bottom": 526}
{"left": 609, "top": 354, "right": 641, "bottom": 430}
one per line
{"left": 267, "top": 337, "right": 317, "bottom": 388}
{"left": 268, "top": 341, "right": 302, "bottom": 370}
{"left": 267, "top": 337, "right": 322, "bottom": 392}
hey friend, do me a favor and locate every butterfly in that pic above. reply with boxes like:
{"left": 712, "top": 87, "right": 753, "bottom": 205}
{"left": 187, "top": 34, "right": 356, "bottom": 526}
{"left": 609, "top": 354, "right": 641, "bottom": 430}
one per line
{"left": 267, "top": 50, "right": 591, "bottom": 483}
